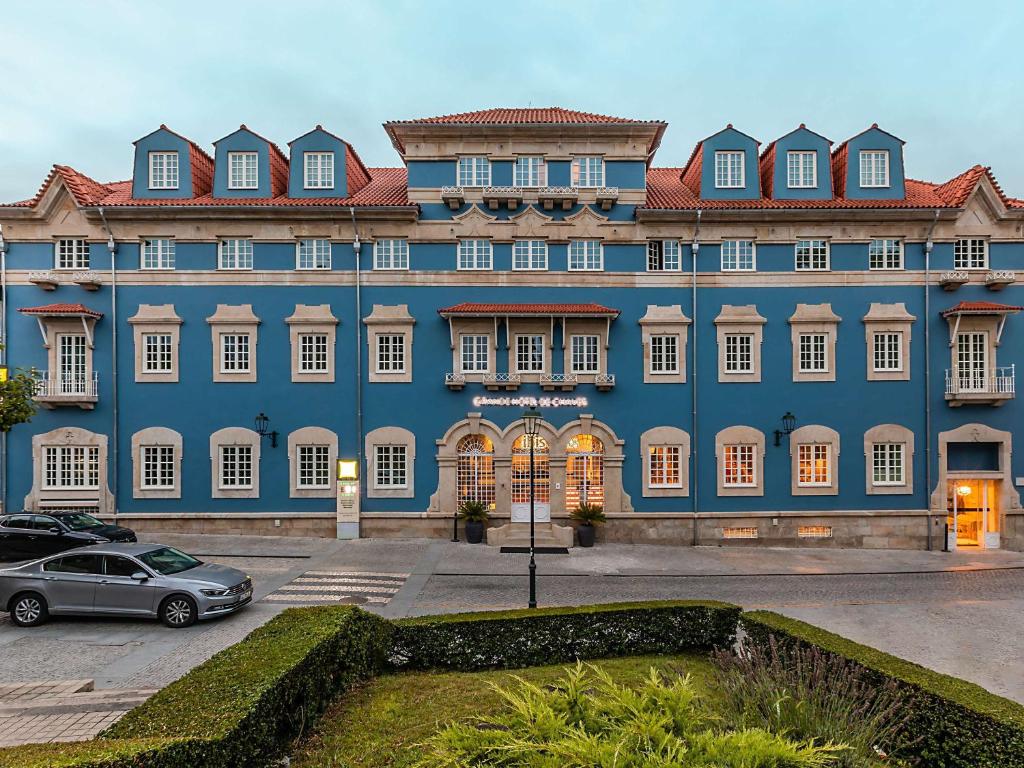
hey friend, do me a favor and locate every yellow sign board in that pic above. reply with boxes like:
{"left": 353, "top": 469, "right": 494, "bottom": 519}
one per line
{"left": 0, "top": 366, "right": 7, "bottom": 383}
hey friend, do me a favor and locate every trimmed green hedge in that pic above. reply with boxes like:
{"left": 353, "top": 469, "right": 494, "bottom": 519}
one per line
{"left": 742, "top": 610, "right": 1024, "bottom": 768}
{"left": 391, "top": 600, "right": 741, "bottom": 671}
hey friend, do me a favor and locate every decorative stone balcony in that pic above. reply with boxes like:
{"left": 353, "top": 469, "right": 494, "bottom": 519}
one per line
{"left": 938, "top": 271, "right": 969, "bottom": 291}
{"left": 28, "top": 271, "right": 59, "bottom": 290}
{"left": 73, "top": 271, "right": 102, "bottom": 291}
{"left": 595, "top": 187, "right": 619, "bottom": 210}
{"left": 537, "top": 186, "right": 579, "bottom": 210}
{"left": 35, "top": 371, "right": 99, "bottom": 410}
{"left": 985, "top": 270, "right": 1016, "bottom": 291}
{"left": 440, "top": 186, "right": 465, "bottom": 210}
{"left": 483, "top": 372, "right": 521, "bottom": 391}
{"left": 945, "top": 366, "right": 1015, "bottom": 407}
{"left": 444, "top": 372, "right": 466, "bottom": 391}
{"left": 540, "top": 372, "right": 578, "bottom": 391}
{"left": 595, "top": 373, "right": 616, "bottom": 391}
{"left": 482, "top": 186, "right": 523, "bottom": 210}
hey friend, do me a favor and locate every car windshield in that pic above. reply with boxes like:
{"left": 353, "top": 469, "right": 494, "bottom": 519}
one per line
{"left": 137, "top": 547, "right": 202, "bottom": 575}
{"left": 58, "top": 513, "right": 106, "bottom": 531}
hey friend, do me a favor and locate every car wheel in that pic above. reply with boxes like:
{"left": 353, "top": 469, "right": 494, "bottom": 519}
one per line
{"left": 160, "top": 595, "right": 197, "bottom": 628}
{"left": 10, "top": 592, "right": 49, "bottom": 627}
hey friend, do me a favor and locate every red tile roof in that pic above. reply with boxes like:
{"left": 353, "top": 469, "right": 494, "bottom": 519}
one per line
{"left": 941, "top": 301, "right": 1024, "bottom": 317}
{"left": 345, "top": 145, "right": 371, "bottom": 195}
{"left": 438, "top": 303, "right": 620, "bottom": 317}
{"left": 389, "top": 107, "right": 659, "bottom": 125}
{"left": 679, "top": 143, "right": 703, "bottom": 196}
{"left": 18, "top": 303, "right": 103, "bottom": 318}
{"left": 831, "top": 143, "right": 849, "bottom": 197}
{"left": 758, "top": 142, "right": 777, "bottom": 199}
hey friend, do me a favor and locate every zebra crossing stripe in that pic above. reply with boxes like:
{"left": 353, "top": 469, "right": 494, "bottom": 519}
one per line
{"left": 303, "top": 571, "right": 410, "bottom": 579}
{"left": 273, "top": 584, "right": 401, "bottom": 594}
{"left": 292, "top": 576, "right": 406, "bottom": 585}
{"left": 264, "top": 594, "right": 390, "bottom": 604}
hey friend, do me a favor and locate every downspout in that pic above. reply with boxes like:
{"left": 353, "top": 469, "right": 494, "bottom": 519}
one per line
{"left": 923, "top": 209, "right": 939, "bottom": 550}
{"left": 96, "top": 208, "right": 119, "bottom": 517}
{"left": 0, "top": 225, "right": 8, "bottom": 514}
{"left": 691, "top": 210, "right": 702, "bottom": 546}
{"left": 349, "top": 207, "right": 363, "bottom": 525}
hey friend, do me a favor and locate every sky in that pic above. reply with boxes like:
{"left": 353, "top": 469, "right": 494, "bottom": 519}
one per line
{"left": 1, "top": 0, "right": 1022, "bottom": 202}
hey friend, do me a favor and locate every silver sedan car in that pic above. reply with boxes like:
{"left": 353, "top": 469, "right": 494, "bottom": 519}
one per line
{"left": 0, "top": 543, "right": 252, "bottom": 628}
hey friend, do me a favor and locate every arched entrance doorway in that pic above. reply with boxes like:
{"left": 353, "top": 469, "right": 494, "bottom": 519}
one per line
{"left": 511, "top": 434, "right": 550, "bottom": 522}
{"left": 566, "top": 434, "right": 604, "bottom": 511}
{"left": 457, "top": 435, "right": 495, "bottom": 511}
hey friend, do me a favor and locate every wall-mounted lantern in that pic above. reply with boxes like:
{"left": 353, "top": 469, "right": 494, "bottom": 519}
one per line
{"left": 254, "top": 412, "right": 278, "bottom": 448}
{"left": 773, "top": 411, "right": 797, "bottom": 447}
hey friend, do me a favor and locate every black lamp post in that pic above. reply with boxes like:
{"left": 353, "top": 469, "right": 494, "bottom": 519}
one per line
{"left": 523, "top": 407, "right": 542, "bottom": 609}
{"left": 773, "top": 411, "right": 796, "bottom": 447}
{"left": 254, "top": 412, "right": 278, "bottom": 448}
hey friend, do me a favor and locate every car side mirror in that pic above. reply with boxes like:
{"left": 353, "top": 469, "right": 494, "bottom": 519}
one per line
{"left": 130, "top": 571, "right": 149, "bottom": 581}
{"left": 49, "top": 527, "right": 62, "bottom": 534}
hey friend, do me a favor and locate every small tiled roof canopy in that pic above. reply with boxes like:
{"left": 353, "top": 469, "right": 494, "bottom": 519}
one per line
{"left": 941, "top": 301, "right": 1024, "bottom": 317}
{"left": 18, "top": 303, "right": 103, "bottom": 319}
{"left": 438, "top": 302, "right": 620, "bottom": 317}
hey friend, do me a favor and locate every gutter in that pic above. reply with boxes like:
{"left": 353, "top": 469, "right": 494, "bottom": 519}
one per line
{"left": 691, "top": 210, "right": 702, "bottom": 545}
{"left": 95, "top": 208, "right": 119, "bottom": 516}
{"left": 923, "top": 209, "right": 940, "bottom": 550}
{"left": 0, "top": 225, "right": 7, "bottom": 513}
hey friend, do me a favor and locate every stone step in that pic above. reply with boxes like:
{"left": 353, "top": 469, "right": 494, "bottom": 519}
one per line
{"left": 0, "top": 689, "right": 159, "bottom": 717}
{"left": 0, "top": 680, "right": 94, "bottom": 702}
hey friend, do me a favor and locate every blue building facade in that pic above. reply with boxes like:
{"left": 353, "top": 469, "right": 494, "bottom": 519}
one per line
{"left": 1, "top": 107, "right": 1022, "bottom": 549}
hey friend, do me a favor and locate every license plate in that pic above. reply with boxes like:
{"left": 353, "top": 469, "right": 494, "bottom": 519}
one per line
{"left": 241, "top": 590, "right": 252, "bottom": 602}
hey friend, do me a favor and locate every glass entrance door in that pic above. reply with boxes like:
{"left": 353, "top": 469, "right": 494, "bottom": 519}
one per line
{"left": 58, "top": 334, "right": 87, "bottom": 394}
{"left": 956, "top": 332, "right": 988, "bottom": 392}
{"left": 947, "top": 479, "right": 999, "bottom": 549}
{"left": 511, "top": 435, "right": 550, "bottom": 523}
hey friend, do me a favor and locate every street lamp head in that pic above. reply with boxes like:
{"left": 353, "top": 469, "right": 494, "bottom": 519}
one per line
{"left": 522, "top": 408, "right": 542, "bottom": 437}
{"left": 782, "top": 412, "right": 796, "bottom": 434}
{"left": 956, "top": 484, "right": 972, "bottom": 497}
{"left": 254, "top": 412, "right": 270, "bottom": 436}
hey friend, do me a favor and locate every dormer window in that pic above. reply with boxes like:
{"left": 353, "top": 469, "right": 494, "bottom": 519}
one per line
{"left": 148, "top": 152, "right": 179, "bottom": 190}
{"left": 571, "top": 156, "right": 605, "bottom": 188}
{"left": 228, "top": 151, "right": 258, "bottom": 189}
{"left": 303, "top": 152, "right": 334, "bottom": 189}
{"left": 514, "top": 156, "right": 547, "bottom": 187}
{"left": 714, "top": 151, "right": 744, "bottom": 188}
{"left": 457, "top": 156, "right": 490, "bottom": 187}
{"left": 786, "top": 151, "right": 816, "bottom": 188}
{"left": 859, "top": 150, "right": 889, "bottom": 188}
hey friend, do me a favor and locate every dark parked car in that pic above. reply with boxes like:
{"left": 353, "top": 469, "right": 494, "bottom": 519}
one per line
{"left": 0, "top": 512, "right": 136, "bottom": 562}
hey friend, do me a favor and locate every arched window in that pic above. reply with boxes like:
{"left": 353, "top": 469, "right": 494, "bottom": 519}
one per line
{"left": 566, "top": 434, "right": 605, "bottom": 510}
{"left": 457, "top": 434, "right": 495, "bottom": 510}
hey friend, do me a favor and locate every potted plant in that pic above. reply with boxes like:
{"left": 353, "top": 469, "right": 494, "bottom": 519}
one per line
{"left": 571, "top": 503, "right": 606, "bottom": 548}
{"left": 459, "top": 500, "right": 489, "bottom": 544}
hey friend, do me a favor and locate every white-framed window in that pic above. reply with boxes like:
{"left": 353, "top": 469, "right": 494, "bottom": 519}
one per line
{"left": 724, "top": 333, "right": 753, "bottom": 373}
{"left": 219, "top": 239, "right": 253, "bottom": 270}
{"left": 43, "top": 446, "right": 100, "bottom": 490}
{"left": 514, "top": 156, "right": 546, "bottom": 187}
{"left": 296, "top": 239, "right": 331, "bottom": 270}
{"left": 374, "top": 239, "right": 409, "bottom": 270}
{"left": 647, "top": 240, "right": 681, "bottom": 271}
{"left": 57, "top": 333, "right": 88, "bottom": 393}
{"left": 298, "top": 333, "right": 329, "bottom": 373}
{"left": 872, "top": 443, "right": 905, "bottom": 486}
{"left": 457, "top": 156, "right": 490, "bottom": 187}
{"left": 795, "top": 239, "right": 829, "bottom": 271}
{"left": 798, "top": 333, "right": 828, "bottom": 373}
{"left": 714, "top": 151, "right": 745, "bottom": 188}
{"left": 868, "top": 239, "right": 903, "bottom": 270}
{"left": 859, "top": 150, "right": 890, "bottom": 188}
{"left": 143, "top": 333, "right": 173, "bottom": 373}
{"left": 460, "top": 335, "right": 489, "bottom": 373}
{"left": 873, "top": 332, "right": 903, "bottom": 372}
{"left": 954, "top": 238, "right": 988, "bottom": 270}
{"left": 650, "top": 335, "right": 679, "bottom": 374}
{"left": 55, "top": 239, "right": 89, "bottom": 270}
{"left": 515, "top": 335, "right": 545, "bottom": 373}
{"left": 648, "top": 445, "right": 682, "bottom": 488}
{"left": 148, "top": 151, "right": 179, "bottom": 190}
{"left": 303, "top": 152, "right": 334, "bottom": 189}
{"left": 220, "top": 333, "right": 251, "bottom": 373}
{"left": 219, "top": 445, "right": 253, "bottom": 489}
{"left": 457, "top": 239, "right": 493, "bottom": 270}
{"left": 571, "top": 156, "right": 605, "bottom": 187}
{"left": 568, "top": 240, "right": 603, "bottom": 271}
{"left": 375, "top": 334, "right": 405, "bottom": 373}
{"left": 141, "top": 239, "right": 175, "bottom": 270}
{"left": 228, "top": 151, "right": 258, "bottom": 189}
{"left": 570, "top": 335, "right": 600, "bottom": 373}
{"left": 797, "top": 443, "right": 831, "bottom": 486}
{"left": 513, "top": 240, "right": 548, "bottom": 271}
{"left": 296, "top": 445, "right": 331, "bottom": 489}
{"left": 141, "top": 445, "right": 175, "bottom": 489}
{"left": 374, "top": 444, "right": 407, "bottom": 488}
{"left": 721, "top": 240, "right": 755, "bottom": 271}
{"left": 786, "top": 151, "right": 816, "bottom": 188}
{"left": 722, "top": 444, "right": 756, "bottom": 487}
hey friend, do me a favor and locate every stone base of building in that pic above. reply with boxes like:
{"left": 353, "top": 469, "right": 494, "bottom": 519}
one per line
{"left": 112, "top": 512, "right": 337, "bottom": 538}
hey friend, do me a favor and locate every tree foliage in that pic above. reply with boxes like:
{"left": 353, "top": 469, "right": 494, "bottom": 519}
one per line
{"left": 0, "top": 350, "right": 38, "bottom": 433}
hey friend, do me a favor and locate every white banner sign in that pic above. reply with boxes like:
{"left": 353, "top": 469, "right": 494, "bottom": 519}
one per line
{"left": 472, "top": 395, "right": 589, "bottom": 408}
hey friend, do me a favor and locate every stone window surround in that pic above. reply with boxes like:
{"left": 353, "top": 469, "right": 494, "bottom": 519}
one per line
{"left": 929, "top": 422, "right": 1022, "bottom": 521}
{"left": 210, "top": 427, "right": 260, "bottom": 499}
{"left": 862, "top": 303, "right": 915, "bottom": 382}
{"left": 639, "top": 305, "right": 691, "bottom": 384}
{"left": 506, "top": 318, "right": 553, "bottom": 381}
{"left": 25, "top": 427, "right": 115, "bottom": 516}
{"left": 714, "top": 305, "right": 766, "bottom": 383}
{"left": 715, "top": 425, "right": 766, "bottom": 497}
{"left": 35, "top": 316, "right": 98, "bottom": 384}
{"left": 365, "top": 426, "right": 416, "bottom": 499}
{"left": 131, "top": 427, "right": 183, "bottom": 499}
{"left": 363, "top": 304, "right": 415, "bottom": 383}
{"left": 452, "top": 318, "right": 498, "bottom": 378}
{"left": 206, "top": 304, "right": 260, "bottom": 383}
{"left": 864, "top": 423, "right": 914, "bottom": 495}
{"left": 640, "top": 426, "right": 691, "bottom": 498}
{"left": 789, "top": 303, "right": 841, "bottom": 382}
{"left": 562, "top": 318, "right": 610, "bottom": 381}
{"left": 288, "top": 426, "right": 338, "bottom": 499}
{"left": 789, "top": 424, "right": 840, "bottom": 496}
{"left": 945, "top": 314, "right": 1003, "bottom": 378}
{"left": 286, "top": 304, "right": 339, "bottom": 383}
{"left": 128, "top": 305, "right": 183, "bottom": 383}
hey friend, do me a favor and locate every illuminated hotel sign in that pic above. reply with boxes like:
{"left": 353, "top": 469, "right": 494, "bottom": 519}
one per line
{"left": 472, "top": 395, "right": 589, "bottom": 408}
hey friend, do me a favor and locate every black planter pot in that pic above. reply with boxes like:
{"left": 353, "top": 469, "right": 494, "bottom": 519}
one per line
{"left": 465, "top": 520, "right": 485, "bottom": 544}
{"left": 577, "top": 523, "right": 596, "bottom": 548}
